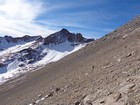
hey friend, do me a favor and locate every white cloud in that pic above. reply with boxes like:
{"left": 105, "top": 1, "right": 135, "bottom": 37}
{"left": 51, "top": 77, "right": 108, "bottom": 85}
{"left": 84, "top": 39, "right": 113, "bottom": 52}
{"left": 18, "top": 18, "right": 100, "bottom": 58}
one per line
{"left": 0, "top": 0, "right": 55, "bottom": 37}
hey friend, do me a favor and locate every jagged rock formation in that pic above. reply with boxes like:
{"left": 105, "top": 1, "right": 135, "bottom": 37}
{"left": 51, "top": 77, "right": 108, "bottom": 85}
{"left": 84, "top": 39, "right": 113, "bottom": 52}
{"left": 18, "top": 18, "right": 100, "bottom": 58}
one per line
{"left": 44, "top": 28, "right": 94, "bottom": 45}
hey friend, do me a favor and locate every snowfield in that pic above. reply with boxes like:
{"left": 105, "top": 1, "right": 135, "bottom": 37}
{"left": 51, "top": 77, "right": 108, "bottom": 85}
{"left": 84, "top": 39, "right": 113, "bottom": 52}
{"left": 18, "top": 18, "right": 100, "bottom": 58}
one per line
{"left": 0, "top": 41, "right": 86, "bottom": 84}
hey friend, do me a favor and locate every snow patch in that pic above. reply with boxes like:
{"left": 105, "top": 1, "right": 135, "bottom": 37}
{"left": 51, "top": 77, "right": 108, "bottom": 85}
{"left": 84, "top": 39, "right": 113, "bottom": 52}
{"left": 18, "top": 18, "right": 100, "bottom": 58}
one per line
{"left": 0, "top": 41, "right": 86, "bottom": 85}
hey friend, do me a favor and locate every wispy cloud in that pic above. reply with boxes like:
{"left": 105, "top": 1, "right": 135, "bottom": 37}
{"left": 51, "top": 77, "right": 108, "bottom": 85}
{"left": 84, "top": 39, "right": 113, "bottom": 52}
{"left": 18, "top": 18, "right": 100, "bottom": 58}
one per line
{"left": 0, "top": 0, "right": 106, "bottom": 37}
{"left": 0, "top": 0, "right": 55, "bottom": 37}
{"left": 37, "top": 0, "right": 115, "bottom": 37}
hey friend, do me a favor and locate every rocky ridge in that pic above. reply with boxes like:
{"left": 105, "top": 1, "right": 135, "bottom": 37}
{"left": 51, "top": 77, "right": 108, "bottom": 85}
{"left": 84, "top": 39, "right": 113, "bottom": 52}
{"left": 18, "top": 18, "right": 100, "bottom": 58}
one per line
{"left": 0, "top": 29, "right": 94, "bottom": 83}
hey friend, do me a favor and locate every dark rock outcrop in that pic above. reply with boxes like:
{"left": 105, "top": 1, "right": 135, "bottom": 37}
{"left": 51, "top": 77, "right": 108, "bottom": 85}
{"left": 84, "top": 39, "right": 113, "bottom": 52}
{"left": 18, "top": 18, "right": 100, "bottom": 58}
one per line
{"left": 0, "top": 35, "right": 42, "bottom": 44}
{"left": 44, "top": 28, "right": 94, "bottom": 45}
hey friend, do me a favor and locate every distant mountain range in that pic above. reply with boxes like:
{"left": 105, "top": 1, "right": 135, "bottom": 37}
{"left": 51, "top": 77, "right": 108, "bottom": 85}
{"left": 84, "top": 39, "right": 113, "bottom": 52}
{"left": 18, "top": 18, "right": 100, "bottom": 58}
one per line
{"left": 0, "top": 28, "right": 94, "bottom": 83}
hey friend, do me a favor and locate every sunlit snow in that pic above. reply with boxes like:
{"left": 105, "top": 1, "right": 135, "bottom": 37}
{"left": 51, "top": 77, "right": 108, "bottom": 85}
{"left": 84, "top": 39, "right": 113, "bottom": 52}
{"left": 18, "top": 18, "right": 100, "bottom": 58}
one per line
{"left": 0, "top": 41, "right": 86, "bottom": 84}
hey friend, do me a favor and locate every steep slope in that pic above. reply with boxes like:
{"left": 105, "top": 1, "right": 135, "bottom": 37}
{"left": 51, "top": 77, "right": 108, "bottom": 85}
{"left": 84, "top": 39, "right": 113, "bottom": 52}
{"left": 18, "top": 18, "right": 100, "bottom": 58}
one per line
{"left": 0, "top": 16, "right": 140, "bottom": 105}
{"left": 0, "top": 29, "right": 94, "bottom": 84}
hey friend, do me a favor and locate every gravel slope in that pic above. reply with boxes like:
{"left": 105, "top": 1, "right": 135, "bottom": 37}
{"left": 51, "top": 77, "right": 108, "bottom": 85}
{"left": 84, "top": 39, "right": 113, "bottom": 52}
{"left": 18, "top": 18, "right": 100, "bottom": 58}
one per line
{"left": 0, "top": 16, "right": 140, "bottom": 105}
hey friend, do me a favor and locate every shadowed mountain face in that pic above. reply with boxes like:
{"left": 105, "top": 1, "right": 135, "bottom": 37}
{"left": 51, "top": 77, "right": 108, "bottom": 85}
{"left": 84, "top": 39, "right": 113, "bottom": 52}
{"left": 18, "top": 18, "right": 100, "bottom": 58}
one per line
{"left": 44, "top": 28, "right": 94, "bottom": 45}
{"left": 1, "top": 16, "right": 140, "bottom": 105}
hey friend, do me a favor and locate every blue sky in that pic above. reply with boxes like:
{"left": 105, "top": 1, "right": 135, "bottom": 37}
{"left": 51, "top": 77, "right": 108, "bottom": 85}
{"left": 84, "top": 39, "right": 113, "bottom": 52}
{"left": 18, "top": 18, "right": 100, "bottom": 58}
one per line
{"left": 0, "top": 0, "right": 140, "bottom": 39}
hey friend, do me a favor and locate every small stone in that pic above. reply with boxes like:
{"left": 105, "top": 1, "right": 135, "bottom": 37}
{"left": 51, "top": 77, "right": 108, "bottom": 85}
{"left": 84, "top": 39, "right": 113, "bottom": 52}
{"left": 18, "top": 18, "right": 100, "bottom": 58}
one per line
{"left": 31, "top": 102, "right": 36, "bottom": 105}
{"left": 129, "top": 84, "right": 136, "bottom": 90}
{"left": 74, "top": 89, "right": 78, "bottom": 93}
{"left": 117, "top": 58, "right": 121, "bottom": 62}
{"left": 85, "top": 101, "right": 92, "bottom": 105}
{"left": 107, "top": 92, "right": 113, "bottom": 96}
{"left": 126, "top": 78, "right": 133, "bottom": 82}
{"left": 48, "top": 92, "right": 53, "bottom": 97}
{"left": 115, "top": 92, "right": 122, "bottom": 102}
{"left": 137, "top": 67, "right": 140, "bottom": 70}
{"left": 38, "top": 94, "right": 42, "bottom": 98}
{"left": 75, "top": 101, "right": 81, "bottom": 105}
{"left": 127, "top": 74, "right": 131, "bottom": 77}
{"left": 85, "top": 73, "right": 89, "bottom": 76}
{"left": 125, "top": 45, "right": 127, "bottom": 48}
{"left": 91, "top": 66, "right": 95, "bottom": 69}
{"left": 100, "top": 101, "right": 105, "bottom": 104}
{"left": 55, "top": 88, "right": 60, "bottom": 92}
{"left": 137, "top": 100, "right": 140, "bottom": 104}
{"left": 134, "top": 89, "right": 139, "bottom": 93}
{"left": 126, "top": 53, "right": 132, "bottom": 58}
{"left": 84, "top": 95, "right": 93, "bottom": 105}
{"left": 45, "top": 94, "right": 49, "bottom": 98}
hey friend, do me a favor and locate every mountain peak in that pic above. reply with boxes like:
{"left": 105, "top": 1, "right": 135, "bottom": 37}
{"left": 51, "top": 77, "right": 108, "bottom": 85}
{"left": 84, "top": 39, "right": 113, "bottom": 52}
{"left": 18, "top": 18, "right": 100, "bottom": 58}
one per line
{"left": 43, "top": 29, "right": 94, "bottom": 45}
{"left": 60, "top": 28, "right": 70, "bottom": 33}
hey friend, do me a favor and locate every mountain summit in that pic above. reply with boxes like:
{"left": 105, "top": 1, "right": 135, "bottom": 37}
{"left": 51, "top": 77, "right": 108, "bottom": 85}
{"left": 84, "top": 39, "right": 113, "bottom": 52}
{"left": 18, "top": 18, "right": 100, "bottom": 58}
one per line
{"left": 44, "top": 28, "right": 94, "bottom": 45}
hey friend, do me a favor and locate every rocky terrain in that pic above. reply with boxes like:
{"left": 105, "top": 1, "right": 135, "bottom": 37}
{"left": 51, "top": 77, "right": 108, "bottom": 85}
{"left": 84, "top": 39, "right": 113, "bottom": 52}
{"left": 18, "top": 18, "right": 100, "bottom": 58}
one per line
{"left": 0, "top": 35, "right": 42, "bottom": 50}
{"left": 0, "top": 15, "right": 140, "bottom": 105}
{"left": 0, "top": 29, "right": 93, "bottom": 84}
